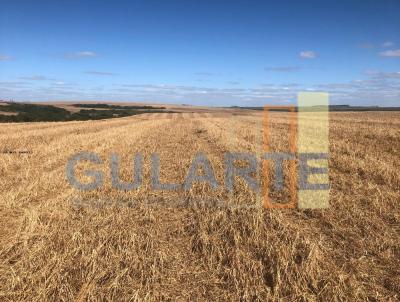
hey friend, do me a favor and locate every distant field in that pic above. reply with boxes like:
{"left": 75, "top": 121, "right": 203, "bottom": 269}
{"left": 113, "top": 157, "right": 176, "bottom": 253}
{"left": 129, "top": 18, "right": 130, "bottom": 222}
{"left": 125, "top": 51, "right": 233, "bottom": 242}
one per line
{"left": 232, "top": 105, "right": 400, "bottom": 112}
{"left": 0, "top": 110, "right": 399, "bottom": 301}
{"left": 0, "top": 111, "right": 17, "bottom": 116}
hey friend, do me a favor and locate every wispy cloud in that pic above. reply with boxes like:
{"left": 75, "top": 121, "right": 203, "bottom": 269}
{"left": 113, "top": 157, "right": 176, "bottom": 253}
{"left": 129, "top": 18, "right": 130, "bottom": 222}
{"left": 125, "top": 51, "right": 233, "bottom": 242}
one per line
{"left": 382, "top": 41, "right": 394, "bottom": 48}
{"left": 196, "top": 79, "right": 210, "bottom": 83}
{"left": 299, "top": 51, "right": 317, "bottom": 59}
{"left": 358, "top": 43, "right": 375, "bottom": 49}
{"left": 227, "top": 81, "right": 240, "bottom": 85}
{"left": 265, "top": 66, "right": 301, "bottom": 72}
{"left": 364, "top": 69, "right": 400, "bottom": 79}
{"left": 65, "top": 51, "right": 97, "bottom": 59}
{"left": 317, "top": 69, "right": 400, "bottom": 106}
{"left": 0, "top": 81, "right": 30, "bottom": 88}
{"left": 3, "top": 70, "right": 398, "bottom": 106}
{"left": 0, "top": 54, "right": 13, "bottom": 61}
{"left": 84, "top": 70, "right": 117, "bottom": 76}
{"left": 115, "top": 83, "right": 299, "bottom": 105}
{"left": 380, "top": 49, "right": 400, "bottom": 57}
{"left": 195, "top": 72, "right": 218, "bottom": 76}
{"left": 19, "top": 75, "right": 48, "bottom": 81}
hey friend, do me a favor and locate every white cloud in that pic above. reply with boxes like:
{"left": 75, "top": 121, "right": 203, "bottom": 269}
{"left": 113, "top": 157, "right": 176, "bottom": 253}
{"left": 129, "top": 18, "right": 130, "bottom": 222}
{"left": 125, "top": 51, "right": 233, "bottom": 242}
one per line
{"left": 382, "top": 41, "right": 394, "bottom": 48}
{"left": 76, "top": 51, "right": 96, "bottom": 57}
{"left": 0, "top": 54, "right": 12, "bottom": 61}
{"left": 65, "top": 51, "right": 97, "bottom": 59}
{"left": 380, "top": 49, "right": 400, "bottom": 57}
{"left": 299, "top": 50, "right": 317, "bottom": 59}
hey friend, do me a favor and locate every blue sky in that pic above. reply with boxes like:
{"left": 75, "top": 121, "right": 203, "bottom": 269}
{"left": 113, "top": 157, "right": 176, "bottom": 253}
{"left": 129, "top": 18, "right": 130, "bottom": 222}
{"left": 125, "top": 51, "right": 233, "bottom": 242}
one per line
{"left": 1, "top": 0, "right": 399, "bottom": 106}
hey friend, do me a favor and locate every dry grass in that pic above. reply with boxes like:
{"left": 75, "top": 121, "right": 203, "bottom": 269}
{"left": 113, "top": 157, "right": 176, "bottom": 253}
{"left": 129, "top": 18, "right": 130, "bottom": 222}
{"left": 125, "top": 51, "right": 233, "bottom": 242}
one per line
{"left": 0, "top": 111, "right": 18, "bottom": 116}
{"left": 0, "top": 111, "right": 399, "bottom": 301}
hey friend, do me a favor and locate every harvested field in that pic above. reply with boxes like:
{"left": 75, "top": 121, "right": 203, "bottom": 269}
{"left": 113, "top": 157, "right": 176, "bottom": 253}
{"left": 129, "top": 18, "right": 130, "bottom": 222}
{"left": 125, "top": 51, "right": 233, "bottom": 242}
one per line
{"left": 0, "top": 111, "right": 399, "bottom": 301}
{"left": 0, "top": 111, "right": 18, "bottom": 116}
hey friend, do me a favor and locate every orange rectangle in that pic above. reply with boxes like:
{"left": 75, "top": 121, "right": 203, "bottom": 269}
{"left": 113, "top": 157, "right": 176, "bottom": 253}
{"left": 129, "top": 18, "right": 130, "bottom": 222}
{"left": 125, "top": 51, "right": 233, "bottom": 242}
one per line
{"left": 263, "top": 106, "right": 297, "bottom": 209}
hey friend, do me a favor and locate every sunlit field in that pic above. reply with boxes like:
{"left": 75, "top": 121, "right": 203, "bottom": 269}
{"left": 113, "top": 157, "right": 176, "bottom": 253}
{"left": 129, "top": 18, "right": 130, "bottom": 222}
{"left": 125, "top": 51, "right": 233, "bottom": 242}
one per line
{"left": 0, "top": 110, "right": 399, "bottom": 301}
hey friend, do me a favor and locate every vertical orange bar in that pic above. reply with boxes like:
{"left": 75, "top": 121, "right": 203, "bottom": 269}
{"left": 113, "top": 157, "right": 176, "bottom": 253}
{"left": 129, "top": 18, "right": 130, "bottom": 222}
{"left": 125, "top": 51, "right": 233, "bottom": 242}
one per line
{"left": 288, "top": 108, "right": 297, "bottom": 208}
{"left": 263, "top": 106, "right": 297, "bottom": 209}
{"left": 262, "top": 107, "right": 270, "bottom": 208}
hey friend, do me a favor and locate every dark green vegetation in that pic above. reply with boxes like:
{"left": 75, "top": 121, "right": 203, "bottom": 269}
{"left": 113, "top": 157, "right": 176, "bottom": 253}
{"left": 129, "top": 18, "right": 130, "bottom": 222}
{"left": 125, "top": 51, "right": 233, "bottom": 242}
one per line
{"left": 0, "top": 102, "right": 171, "bottom": 123}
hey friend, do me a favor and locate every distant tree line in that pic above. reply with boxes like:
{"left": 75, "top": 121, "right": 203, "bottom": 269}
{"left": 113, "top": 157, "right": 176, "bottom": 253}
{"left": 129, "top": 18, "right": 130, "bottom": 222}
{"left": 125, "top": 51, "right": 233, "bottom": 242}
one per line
{"left": 0, "top": 102, "right": 171, "bottom": 123}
